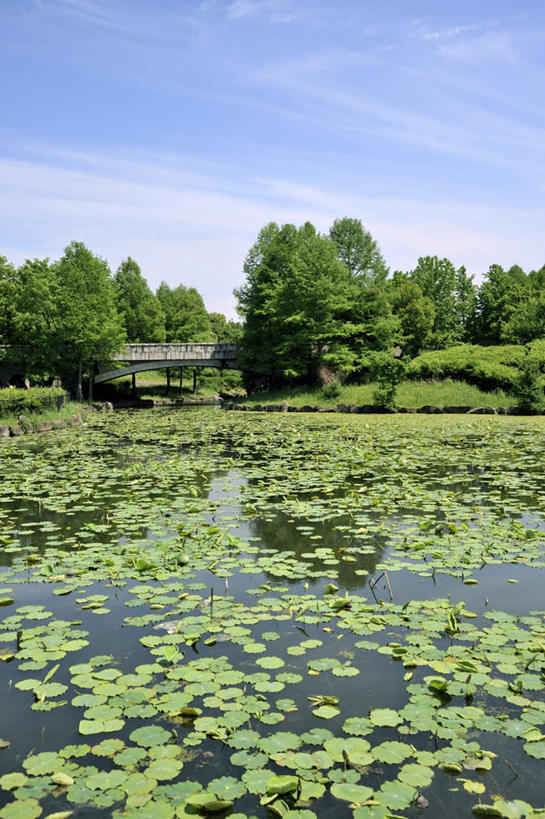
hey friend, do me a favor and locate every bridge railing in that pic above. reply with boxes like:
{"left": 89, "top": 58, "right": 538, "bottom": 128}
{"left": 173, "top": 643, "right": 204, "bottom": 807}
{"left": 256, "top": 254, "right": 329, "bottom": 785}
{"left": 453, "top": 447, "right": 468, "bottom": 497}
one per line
{"left": 112, "top": 343, "right": 238, "bottom": 361}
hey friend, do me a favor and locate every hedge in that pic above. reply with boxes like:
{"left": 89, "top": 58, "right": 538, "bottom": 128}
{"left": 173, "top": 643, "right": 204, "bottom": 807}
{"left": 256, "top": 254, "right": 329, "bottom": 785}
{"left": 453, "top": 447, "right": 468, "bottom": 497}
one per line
{"left": 0, "top": 387, "right": 66, "bottom": 418}
{"left": 407, "top": 343, "right": 545, "bottom": 392}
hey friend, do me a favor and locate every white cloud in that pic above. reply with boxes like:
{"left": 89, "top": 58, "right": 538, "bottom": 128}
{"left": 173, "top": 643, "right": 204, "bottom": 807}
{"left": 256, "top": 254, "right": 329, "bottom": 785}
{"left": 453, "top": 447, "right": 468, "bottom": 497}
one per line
{"left": 226, "top": 0, "right": 304, "bottom": 23}
{"left": 417, "top": 15, "right": 523, "bottom": 42}
{"left": 1, "top": 147, "right": 544, "bottom": 320}
{"left": 435, "top": 30, "right": 517, "bottom": 64}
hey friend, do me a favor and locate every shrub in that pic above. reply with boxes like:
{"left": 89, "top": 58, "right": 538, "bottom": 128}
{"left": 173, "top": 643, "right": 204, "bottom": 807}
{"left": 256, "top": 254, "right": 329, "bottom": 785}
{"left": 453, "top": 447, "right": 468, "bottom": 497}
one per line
{"left": 407, "top": 345, "right": 526, "bottom": 392}
{"left": 369, "top": 353, "right": 406, "bottom": 410}
{"left": 513, "top": 358, "right": 545, "bottom": 414}
{"left": 0, "top": 387, "right": 66, "bottom": 419}
{"left": 322, "top": 381, "right": 342, "bottom": 400}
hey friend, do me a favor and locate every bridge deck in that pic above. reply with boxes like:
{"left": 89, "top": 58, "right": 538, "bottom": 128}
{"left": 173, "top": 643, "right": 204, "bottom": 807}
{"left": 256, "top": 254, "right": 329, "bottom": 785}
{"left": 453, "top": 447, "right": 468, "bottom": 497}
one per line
{"left": 112, "top": 343, "right": 237, "bottom": 362}
{"left": 95, "top": 343, "right": 239, "bottom": 384}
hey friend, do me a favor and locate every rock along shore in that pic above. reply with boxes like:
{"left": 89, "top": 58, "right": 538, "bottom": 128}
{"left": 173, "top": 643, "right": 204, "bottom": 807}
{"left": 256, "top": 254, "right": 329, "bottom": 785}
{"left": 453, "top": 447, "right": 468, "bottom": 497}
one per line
{"left": 221, "top": 401, "right": 528, "bottom": 416}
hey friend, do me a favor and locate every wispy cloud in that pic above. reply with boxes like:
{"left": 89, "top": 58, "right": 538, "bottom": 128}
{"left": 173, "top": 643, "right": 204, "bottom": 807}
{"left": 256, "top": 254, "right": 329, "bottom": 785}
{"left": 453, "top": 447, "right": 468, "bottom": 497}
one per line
{"left": 245, "top": 56, "right": 545, "bottom": 173}
{"left": 416, "top": 14, "right": 526, "bottom": 42}
{"left": 226, "top": 0, "right": 305, "bottom": 23}
{"left": 435, "top": 30, "right": 518, "bottom": 63}
{"left": 1, "top": 146, "right": 544, "bottom": 317}
{"left": 56, "top": 0, "right": 163, "bottom": 38}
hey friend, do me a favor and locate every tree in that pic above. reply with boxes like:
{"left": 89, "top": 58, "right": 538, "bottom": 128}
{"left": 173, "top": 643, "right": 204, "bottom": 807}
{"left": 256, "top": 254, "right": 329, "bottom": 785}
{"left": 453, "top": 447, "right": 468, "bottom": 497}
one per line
{"left": 502, "top": 295, "right": 545, "bottom": 344}
{"left": 513, "top": 355, "right": 545, "bottom": 413}
{"left": 0, "top": 257, "right": 18, "bottom": 346}
{"left": 11, "top": 258, "right": 58, "bottom": 375}
{"left": 235, "top": 221, "right": 394, "bottom": 390}
{"left": 329, "top": 218, "right": 388, "bottom": 283}
{"left": 454, "top": 266, "right": 477, "bottom": 342}
{"left": 369, "top": 351, "right": 406, "bottom": 410}
{"left": 409, "top": 256, "right": 463, "bottom": 348}
{"left": 475, "top": 264, "right": 528, "bottom": 345}
{"left": 53, "top": 242, "right": 125, "bottom": 400}
{"left": 115, "top": 258, "right": 165, "bottom": 342}
{"left": 208, "top": 312, "right": 242, "bottom": 344}
{"left": 156, "top": 282, "right": 212, "bottom": 342}
{"left": 388, "top": 273, "right": 435, "bottom": 356}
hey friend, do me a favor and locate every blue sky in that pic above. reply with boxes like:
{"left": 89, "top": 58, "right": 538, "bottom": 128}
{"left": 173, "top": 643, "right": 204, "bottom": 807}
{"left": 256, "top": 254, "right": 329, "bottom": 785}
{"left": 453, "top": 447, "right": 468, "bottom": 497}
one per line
{"left": 1, "top": 0, "right": 544, "bottom": 316}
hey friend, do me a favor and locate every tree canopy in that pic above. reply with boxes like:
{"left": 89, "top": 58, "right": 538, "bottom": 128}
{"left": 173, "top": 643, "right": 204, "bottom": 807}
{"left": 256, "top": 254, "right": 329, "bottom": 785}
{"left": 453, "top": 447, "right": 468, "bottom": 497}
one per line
{"left": 1, "top": 219, "right": 545, "bottom": 396}
{"left": 156, "top": 282, "right": 213, "bottom": 343}
{"left": 235, "top": 221, "right": 398, "bottom": 389}
{"left": 115, "top": 258, "right": 165, "bottom": 343}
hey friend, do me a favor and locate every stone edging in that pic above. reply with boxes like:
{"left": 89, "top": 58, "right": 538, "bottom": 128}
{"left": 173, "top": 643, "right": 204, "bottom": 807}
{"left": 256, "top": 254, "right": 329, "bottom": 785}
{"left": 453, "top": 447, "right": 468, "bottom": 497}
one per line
{"left": 222, "top": 401, "right": 527, "bottom": 415}
{"left": 0, "top": 402, "right": 114, "bottom": 438}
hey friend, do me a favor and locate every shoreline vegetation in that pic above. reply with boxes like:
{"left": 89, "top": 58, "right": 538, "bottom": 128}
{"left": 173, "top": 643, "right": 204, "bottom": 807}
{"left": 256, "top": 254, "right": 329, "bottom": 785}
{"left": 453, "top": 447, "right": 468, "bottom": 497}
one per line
{"left": 238, "top": 378, "right": 509, "bottom": 410}
{"left": 0, "top": 387, "right": 108, "bottom": 437}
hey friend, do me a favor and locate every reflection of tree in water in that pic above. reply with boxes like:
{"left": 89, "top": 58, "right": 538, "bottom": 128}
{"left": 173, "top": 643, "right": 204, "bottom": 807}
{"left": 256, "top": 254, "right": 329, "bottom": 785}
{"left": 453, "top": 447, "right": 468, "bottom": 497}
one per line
{"left": 247, "top": 510, "right": 388, "bottom": 590}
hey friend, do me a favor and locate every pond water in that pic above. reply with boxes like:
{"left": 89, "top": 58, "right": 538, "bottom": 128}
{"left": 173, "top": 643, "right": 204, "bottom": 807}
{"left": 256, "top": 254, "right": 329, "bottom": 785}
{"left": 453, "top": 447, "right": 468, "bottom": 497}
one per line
{"left": 0, "top": 409, "right": 545, "bottom": 818}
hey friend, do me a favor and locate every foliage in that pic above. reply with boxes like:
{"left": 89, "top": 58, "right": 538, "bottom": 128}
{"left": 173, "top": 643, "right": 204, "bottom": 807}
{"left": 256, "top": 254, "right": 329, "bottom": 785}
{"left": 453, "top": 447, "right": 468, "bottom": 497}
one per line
{"left": 156, "top": 282, "right": 212, "bottom": 343}
{"left": 369, "top": 352, "right": 406, "bottom": 409}
{"left": 329, "top": 217, "right": 388, "bottom": 283}
{"left": 1, "top": 411, "right": 545, "bottom": 815}
{"left": 115, "top": 258, "right": 165, "bottom": 343}
{"left": 242, "top": 378, "right": 509, "bottom": 408}
{"left": 408, "top": 256, "right": 476, "bottom": 348}
{"left": 502, "top": 292, "right": 545, "bottom": 344}
{"left": 513, "top": 356, "right": 545, "bottom": 413}
{"left": 208, "top": 312, "right": 243, "bottom": 344}
{"left": 53, "top": 242, "right": 125, "bottom": 399}
{"left": 0, "top": 257, "right": 18, "bottom": 345}
{"left": 3, "top": 222, "right": 545, "bottom": 400}
{"left": 321, "top": 381, "right": 342, "bottom": 400}
{"left": 407, "top": 344, "right": 531, "bottom": 391}
{"left": 235, "top": 221, "right": 397, "bottom": 391}
{"left": 474, "top": 264, "right": 528, "bottom": 345}
{"left": 388, "top": 273, "right": 435, "bottom": 355}
{"left": 0, "top": 386, "right": 65, "bottom": 418}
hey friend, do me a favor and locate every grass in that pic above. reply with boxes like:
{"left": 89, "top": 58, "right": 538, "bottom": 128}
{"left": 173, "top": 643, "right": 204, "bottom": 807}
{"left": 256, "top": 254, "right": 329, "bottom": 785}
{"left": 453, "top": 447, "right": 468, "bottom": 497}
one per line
{"left": 243, "top": 379, "right": 511, "bottom": 409}
{"left": 0, "top": 402, "right": 86, "bottom": 428}
{"left": 96, "top": 367, "right": 244, "bottom": 401}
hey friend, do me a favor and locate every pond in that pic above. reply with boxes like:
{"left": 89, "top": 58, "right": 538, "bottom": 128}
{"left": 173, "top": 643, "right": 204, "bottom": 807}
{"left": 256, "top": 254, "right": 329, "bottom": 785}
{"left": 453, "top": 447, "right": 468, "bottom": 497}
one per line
{"left": 0, "top": 409, "right": 544, "bottom": 818}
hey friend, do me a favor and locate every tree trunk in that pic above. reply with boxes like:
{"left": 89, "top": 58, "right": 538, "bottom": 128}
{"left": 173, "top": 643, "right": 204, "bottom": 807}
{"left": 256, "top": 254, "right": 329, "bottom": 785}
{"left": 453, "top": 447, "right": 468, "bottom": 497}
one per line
{"left": 77, "top": 359, "right": 83, "bottom": 403}
{"left": 166, "top": 367, "right": 171, "bottom": 393}
{"left": 179, "top": 367, "right": 183, "bottom": 393}
{"left": 192, "top": 369, "right": 197, "bottom": 394}
{"left": 131, "top": 372, "right": 136, "bottom": 398}
{"left": 88, "top": 372, "right": 94, "bottom": 402}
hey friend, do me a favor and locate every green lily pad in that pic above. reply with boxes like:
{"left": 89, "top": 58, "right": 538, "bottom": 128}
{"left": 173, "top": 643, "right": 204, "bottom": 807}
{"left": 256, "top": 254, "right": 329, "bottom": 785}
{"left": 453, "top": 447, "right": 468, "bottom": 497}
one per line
{"left": 330, "top": 783, "right": 374, "bottom": 803}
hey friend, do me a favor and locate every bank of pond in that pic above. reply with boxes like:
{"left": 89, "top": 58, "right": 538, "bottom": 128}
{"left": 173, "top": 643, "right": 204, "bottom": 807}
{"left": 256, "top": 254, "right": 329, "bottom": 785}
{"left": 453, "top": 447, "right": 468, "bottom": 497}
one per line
{"left": 0, "top": 408, "right": 545, "bottom": 818}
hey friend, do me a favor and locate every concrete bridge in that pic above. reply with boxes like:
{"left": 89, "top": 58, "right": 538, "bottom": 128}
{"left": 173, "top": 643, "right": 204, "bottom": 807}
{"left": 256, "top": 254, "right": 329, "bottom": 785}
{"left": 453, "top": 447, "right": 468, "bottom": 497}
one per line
{"left": 95, "top": 343, "right": 239, "bottom": 384}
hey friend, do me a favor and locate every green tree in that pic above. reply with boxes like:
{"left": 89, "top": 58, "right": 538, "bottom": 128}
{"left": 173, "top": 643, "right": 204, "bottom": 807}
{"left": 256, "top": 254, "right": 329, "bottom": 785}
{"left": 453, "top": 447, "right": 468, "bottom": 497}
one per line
{"left": 388, "top": 273, "right": 435, "bottom": 355}
{"left": 369, "top": 351, "right": 406, "bottom": 410}
{"left": 409, "top": 256, "right": 461, "bottom": 348}
{"left": 208, "top": 312, "right": 243, "bottom": 343}
{"left": 156, "top": 282, "right": 212, "bottom": 342}
{"left": 115, "top": 258, "right": 165, "bottom": 342}
{"left": 513, "top": 355, "right": 544, "bottom": 413}
{"left": 0, "top": 256, "right": 18, "bottom": 346}
{"left": 454, "top": 266, "right": 477, "bottom": 342}
{"left": 502, "top": 295, "right": 545, "bottom": 344}
{"left": 11, "top": 258, "right": 58, "bottom": 376}
{"left": 475, "top": 264, "right": 528, "bottom": 345}
{"left": 235, "top": 221, "right": 394, "bottom": 390}
{"left": 528, "top": 264, "right": 545, "bottom": 292}
{"left": 329, "top": 217, "right": 388, "bottom": 283}
{"left": 53, "top": 241, "right": 125, "bottom": 400}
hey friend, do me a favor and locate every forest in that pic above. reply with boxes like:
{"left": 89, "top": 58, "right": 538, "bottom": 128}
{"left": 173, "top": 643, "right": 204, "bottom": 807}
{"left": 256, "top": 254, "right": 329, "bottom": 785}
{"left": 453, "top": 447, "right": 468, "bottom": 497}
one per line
{"left": 1, "top": 219, "right": 544, "bottom": 397}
